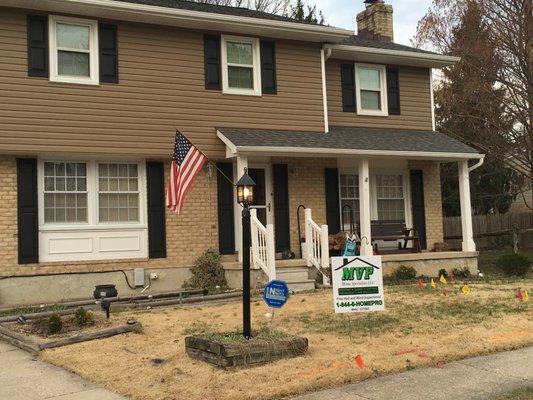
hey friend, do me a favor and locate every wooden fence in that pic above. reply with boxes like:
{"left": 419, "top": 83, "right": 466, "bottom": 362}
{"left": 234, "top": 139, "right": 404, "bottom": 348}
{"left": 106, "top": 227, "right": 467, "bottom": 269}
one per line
{"left": 443, "top": 212, "right": 533, "bottom": 239}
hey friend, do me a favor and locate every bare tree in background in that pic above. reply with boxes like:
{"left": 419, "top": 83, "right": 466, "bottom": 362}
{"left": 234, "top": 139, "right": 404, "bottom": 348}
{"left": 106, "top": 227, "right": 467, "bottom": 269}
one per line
{"left": 414, "top": 0, "right": 532, "bottom": 186}
{"left": 195, "top": 0, "right": 292, "bottom": 15}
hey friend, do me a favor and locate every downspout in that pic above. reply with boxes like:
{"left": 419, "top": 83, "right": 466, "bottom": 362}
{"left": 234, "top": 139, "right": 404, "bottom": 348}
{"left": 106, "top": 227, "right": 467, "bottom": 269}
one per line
{"left": 468, "top": 156, "right": 484, "bottom": 172}
{"left": 430, "top": 68, "right": 436, "bottom": 131}
{"left": 321, "top": 47, "right": 332, "bottom": 133}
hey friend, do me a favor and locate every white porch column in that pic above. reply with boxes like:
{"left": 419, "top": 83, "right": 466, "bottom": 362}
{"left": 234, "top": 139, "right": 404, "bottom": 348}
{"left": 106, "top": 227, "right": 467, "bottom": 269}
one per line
{"left": 234, "top": 156, "right": 248, "bottom": 262}
{"left": 458, "top": 160, "right": 476, "bottom": 252}
{"left": 358, "top": 159, "right": 373, "bottom": 255}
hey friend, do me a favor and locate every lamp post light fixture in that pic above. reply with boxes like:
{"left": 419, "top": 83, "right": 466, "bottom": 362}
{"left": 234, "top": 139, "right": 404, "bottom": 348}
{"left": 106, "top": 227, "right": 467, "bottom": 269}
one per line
{"left": 235, "top": 168, "right": 256, "bottom": 339}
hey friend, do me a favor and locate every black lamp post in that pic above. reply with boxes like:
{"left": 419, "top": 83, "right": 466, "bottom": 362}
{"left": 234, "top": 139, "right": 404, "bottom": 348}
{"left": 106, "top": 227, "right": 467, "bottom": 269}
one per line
{"left": 236, "top": 167, "right": 256, "bottom": 339}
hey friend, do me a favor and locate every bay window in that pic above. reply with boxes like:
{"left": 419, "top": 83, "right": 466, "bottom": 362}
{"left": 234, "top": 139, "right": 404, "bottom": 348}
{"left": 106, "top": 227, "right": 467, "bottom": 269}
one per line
{"left": 221, "top": 35, "right": 261, "bottom": 96}
{"left": 355, "top": 64, "right": 388, "bottom": 116}
{"left": 49, "top": 15, "right": 99, "bottom": 85}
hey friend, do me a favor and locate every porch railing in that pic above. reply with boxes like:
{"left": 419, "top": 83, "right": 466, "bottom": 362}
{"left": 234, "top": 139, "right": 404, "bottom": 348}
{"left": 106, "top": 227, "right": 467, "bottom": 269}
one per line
{"left": 250, "top": 209, "right": 276, "bottom": 281}
{"left": 304, "top": 208, "right": 330, "bottom": 285}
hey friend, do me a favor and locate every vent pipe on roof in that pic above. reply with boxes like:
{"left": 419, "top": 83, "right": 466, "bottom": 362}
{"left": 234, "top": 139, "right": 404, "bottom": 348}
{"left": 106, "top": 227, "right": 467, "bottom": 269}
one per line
{"left": 357, "top": 0, "right": 394, "bottom": 42}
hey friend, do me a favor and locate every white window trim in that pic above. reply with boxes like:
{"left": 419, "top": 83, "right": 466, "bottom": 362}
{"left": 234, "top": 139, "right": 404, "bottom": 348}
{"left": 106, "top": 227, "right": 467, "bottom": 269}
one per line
{"left": 221, "top": 35, "right": 262, "bottom": 96}
{"left": 355, "top": 63, "right": 388, "bottom": 117}
{"left": 338, "top": 168, "right": 412, "bottom": 229}
{"left": 38, "top": 159, "right": 148, "bottom": 232}
{"left": 49, "top": 15, "right": 99, "bottom": 86}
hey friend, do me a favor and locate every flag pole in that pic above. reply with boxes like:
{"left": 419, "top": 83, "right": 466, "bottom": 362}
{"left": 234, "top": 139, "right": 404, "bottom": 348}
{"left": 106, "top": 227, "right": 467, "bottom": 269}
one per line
{"left": 175, "top": 129, "right": 234, "bottom": 187}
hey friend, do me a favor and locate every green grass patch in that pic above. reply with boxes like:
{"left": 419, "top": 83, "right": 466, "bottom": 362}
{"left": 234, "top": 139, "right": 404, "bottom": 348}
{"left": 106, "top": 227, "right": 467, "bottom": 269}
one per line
{"left": 0, "top": 304, "right": 68, "bottom": 318}
{"left": 489, "top": 386, "right": 533, "bottom": 400}
{"left": 297, "top": 313, "right": 399, "bottom": 337}
{"left": 478, "top": 249, "right": 533, "bottom": 278}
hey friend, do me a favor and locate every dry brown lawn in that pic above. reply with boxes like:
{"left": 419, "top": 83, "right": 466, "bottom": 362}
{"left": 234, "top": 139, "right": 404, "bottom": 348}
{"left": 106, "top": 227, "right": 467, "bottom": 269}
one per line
{"left": 42, "top": 279, "right": 533, "bottom": 400}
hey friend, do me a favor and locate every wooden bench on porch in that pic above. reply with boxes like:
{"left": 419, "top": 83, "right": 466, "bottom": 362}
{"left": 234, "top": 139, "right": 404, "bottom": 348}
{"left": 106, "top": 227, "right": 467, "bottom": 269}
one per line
{"left": 371, "top": 220, "right": 420, "bottom": 253}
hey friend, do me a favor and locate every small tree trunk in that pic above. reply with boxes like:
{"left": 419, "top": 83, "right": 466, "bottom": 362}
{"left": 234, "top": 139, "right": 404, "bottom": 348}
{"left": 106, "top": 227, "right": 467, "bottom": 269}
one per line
{"left": 512, "top": 223, "right": 520, "bottom": 254}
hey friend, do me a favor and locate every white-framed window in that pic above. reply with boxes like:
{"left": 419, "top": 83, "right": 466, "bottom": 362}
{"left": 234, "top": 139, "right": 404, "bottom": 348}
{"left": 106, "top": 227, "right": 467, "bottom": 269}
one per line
{"left": 339, "top": 174, "right": 360, "bottom": 230}
{"left": 97, "top": 163, "right": 140, "bottom": 223}
{"left": 221, "top": 35, "right": 261, "bottom": 96}
{"left": 376, "top": 174, "right": 405, "bottom": 220}
{"left": 355, "top": 64, "right": 388, "bottom": 116}
{"left": 43, "top": 161, "right": 88, "bottom": 224}
{"left": 49, "top": 15, "right": 99, "bottom": 85}
{"left": 37, "top": 159, "right": 148, "bottom": 262}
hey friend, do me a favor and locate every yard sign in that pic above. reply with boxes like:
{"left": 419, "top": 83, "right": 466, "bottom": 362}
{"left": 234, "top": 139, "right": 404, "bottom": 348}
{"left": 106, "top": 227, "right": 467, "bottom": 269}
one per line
{"left": 332, "top": 256, "right": 385, "bottom": 313}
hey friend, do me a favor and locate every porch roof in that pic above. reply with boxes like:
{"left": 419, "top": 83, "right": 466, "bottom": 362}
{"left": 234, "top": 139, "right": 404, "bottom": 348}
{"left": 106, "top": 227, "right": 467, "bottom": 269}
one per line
{"left": 217, "top": 127, "right": 483, "bottom": 160}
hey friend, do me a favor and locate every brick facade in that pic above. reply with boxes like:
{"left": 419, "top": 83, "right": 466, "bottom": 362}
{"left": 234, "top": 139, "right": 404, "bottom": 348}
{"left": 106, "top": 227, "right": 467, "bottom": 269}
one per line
{"left": 0, "top": 156, "right": 218, "bottom": 277}
{"left": 408, "top": 160, "right": 444, "bottom": 250}
{"left": 356, "top": 2, "right": 394, "bottom": 42}
{"left": 0, "top": 156, "right": 447, "bottom": 278}
{"left": 272, "top": 158, "right": 337, "bottom": 254}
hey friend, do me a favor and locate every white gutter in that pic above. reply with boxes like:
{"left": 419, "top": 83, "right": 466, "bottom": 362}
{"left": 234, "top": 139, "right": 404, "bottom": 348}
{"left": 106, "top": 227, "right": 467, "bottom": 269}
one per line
{"left": 3, "top": 0, "right": 352, "bottom": 42}
{"left": 324, "top": 43, "right": 460, "bottom": 67}
{"left": 468, "top": 156, "right": 485, "bottom": 172}
{"left": 217, "top": 130, "right": 484, "bottom": 161}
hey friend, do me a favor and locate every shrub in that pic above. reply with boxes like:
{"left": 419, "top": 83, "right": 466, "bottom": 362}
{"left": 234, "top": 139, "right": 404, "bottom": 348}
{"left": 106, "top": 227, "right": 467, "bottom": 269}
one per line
{"left": 184, "top": 250, "right": 227, "bottom": 291}
{"left": 452, "top": 267, "right": 471, "bottom": 279}
{"left": 497, "top": 253, "right": 531, "bottom": 277}
{"left": 394, "top": 265, "right": 417, "bottom": 281}
{"left": 438, "top": 269, "right": 448, "bottom": 280}
{"left": 74, "top": 307, "right": 92, "bottom": 327}
{"left": 48, "top": 313, "right": 62, "bottom": 335}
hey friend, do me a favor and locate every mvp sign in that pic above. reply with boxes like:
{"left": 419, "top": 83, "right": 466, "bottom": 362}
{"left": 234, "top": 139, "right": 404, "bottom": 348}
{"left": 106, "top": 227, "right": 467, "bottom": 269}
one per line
{"left": 332, "top": 256, "right": 385, "bottom": 313}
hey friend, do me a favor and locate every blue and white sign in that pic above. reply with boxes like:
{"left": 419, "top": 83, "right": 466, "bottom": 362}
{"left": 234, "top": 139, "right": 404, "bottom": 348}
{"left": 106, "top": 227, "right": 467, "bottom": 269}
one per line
{"left": 263, "top": 280, "right": 289, "bottom": 309}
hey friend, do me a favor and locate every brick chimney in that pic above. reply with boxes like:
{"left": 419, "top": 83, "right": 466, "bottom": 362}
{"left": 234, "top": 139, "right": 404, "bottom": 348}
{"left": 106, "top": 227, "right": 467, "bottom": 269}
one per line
{"left": 356, "top": 0, "right": 394, "bottom": 42}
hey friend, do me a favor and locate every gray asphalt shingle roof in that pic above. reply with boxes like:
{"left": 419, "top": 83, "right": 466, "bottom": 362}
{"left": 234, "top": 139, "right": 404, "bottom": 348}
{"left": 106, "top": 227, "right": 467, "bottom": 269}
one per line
{"left": 342, "top": 36, "right": 438, "bottom": 55}
{"left": 217, "top": 126, "right": 480, "bottom": 155}
{"left": 117, "top": 1, "right": 443, "bottom": 56}
{"left": 115, "top": 0, "right": 306, "bottom": 24}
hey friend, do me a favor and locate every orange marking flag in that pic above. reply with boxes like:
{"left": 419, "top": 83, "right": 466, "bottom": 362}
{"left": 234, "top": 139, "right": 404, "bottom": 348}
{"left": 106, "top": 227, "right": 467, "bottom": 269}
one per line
{"left": 418, "top": 278, "right": 425, "bottom": 290}
{"left": 354, "top": 354, "right": 365, "bottom": 369}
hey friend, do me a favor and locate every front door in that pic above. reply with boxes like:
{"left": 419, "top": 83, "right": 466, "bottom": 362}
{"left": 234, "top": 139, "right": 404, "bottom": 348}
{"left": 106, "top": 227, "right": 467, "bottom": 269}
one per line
{"left": 248, "top": 166, "right": 273, "bottom": 226}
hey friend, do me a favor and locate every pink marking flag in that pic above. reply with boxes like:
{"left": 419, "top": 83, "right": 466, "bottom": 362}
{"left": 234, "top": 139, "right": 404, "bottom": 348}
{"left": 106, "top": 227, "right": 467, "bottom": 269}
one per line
{"left": 166, "top": 131, "right": 207, "bottom": 215}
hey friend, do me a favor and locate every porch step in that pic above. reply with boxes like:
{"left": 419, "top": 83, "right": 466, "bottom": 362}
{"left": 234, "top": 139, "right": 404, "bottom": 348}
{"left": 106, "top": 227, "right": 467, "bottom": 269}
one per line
{"left": 275, "top": 266, "right": 315, "bottom": 292}
{"left": 275, "top": 266, "right": 310, "bottom": 282}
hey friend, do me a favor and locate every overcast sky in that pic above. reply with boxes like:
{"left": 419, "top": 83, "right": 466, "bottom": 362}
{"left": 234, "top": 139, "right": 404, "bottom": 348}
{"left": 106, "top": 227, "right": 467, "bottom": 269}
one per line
{"left": 314, "top": 0, "right": 433, "bottom": 46}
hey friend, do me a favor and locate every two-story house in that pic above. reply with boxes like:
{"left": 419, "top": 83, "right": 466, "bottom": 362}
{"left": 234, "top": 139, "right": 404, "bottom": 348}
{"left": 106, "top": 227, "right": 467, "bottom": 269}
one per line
{"left": 0, "top": 0, "right": 483, "bottom": 306}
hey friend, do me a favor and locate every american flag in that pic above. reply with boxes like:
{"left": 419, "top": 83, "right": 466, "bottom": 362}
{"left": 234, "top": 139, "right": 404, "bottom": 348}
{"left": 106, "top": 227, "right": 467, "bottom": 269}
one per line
{"left": 166, "top": 131, "right": 207, "bottom": 214}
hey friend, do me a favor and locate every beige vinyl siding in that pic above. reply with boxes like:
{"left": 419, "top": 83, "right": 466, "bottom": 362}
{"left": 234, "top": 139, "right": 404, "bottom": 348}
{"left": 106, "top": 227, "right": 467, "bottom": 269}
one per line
{"left": 0, "top": 8, "right": 325, "bottom": 158}
{"left": 326, "top": 59, "right": 433, "bottom": 130}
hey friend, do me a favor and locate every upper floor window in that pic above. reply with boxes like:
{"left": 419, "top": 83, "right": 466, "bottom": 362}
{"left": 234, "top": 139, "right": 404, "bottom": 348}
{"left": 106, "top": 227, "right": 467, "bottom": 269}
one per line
{"left": 221, "top": 35, "right": 261, "bottom": 96}
{"left": 355, "top": 64, "right": 388, "bottom": 116}
{"left": 49, "top": 15, "right": 99, "bottom": 85}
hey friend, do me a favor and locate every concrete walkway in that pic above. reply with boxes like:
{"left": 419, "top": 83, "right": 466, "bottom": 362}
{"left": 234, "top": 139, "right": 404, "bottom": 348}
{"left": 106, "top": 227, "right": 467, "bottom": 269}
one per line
{"left": 293, "top": 347, "right": 533, "bottom": 400}
{"left": 0, "top": 341, "right": 126, "bottom": 400}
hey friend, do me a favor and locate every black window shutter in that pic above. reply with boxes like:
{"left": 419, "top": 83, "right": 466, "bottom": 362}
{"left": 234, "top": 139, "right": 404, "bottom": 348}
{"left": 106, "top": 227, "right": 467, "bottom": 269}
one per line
{"left": 99, "top": 23, "right": 119, "bottom": 83}
{"left": 217, "top": 162, "right": 235, "bottom": 254}
{"left": 17, "top": 158, "right": 38, "bottom": 264}
{"left": 410, "top": 170, "right": 427, "bottom": 250}
{"left": 340, "top": 64, "right": 356, "bottom": 112}
{"left": 324, "top": 168, "right": 341, "bottom": 234}
{"left": 147, "top": 162, "right": 167, "bottom": 258}
{"left": 27, "top": 15, "right": 48, "bottom": 77}
{"left": 204, "top": 35, "right": 221, "bottom": 90}
{"left": 273, "top": 164, "right": 290, "bottom": 252}
{"left": 260, "top": 40, "right": 277, "bottom": 94}
{"left": 387, "top": 67, "right": 401, "bottom": 115}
